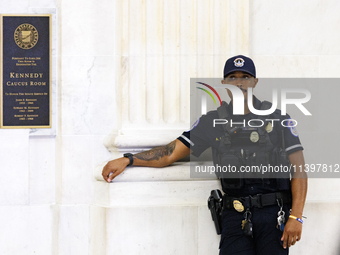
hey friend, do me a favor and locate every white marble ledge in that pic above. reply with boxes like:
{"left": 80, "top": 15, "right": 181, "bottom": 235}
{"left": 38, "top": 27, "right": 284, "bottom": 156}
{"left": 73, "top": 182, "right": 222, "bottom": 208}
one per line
{"left": 94, "top": 161, "right": 216, "bottom": 182}
{"left": 93, "top": 162, "right": 338, "bottom": 207}
{"left": 93, "top": 178, "right": 333, "bottom": 208}
{"left": 94, "top": 179, "right": 221, "bottom": 207}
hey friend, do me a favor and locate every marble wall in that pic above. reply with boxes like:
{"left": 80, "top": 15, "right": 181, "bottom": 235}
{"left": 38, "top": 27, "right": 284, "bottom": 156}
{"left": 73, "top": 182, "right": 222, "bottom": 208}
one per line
{"left": 1, "top": 0, "right": 340, "bottom": 254}
{"left": 0, "top": 1, "right": 58, "bottom": 255}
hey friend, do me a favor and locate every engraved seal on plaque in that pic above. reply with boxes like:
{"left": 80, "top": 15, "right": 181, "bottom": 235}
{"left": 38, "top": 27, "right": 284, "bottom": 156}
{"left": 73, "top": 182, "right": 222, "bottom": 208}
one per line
{"left": 14, "top": 23, "right": 39, "bottom": 49}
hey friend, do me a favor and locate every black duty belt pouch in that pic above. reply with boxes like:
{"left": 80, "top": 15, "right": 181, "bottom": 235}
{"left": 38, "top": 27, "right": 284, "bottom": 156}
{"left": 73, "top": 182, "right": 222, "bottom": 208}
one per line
{"left": 218, "top": 153, "right": 243, "bottom": 189}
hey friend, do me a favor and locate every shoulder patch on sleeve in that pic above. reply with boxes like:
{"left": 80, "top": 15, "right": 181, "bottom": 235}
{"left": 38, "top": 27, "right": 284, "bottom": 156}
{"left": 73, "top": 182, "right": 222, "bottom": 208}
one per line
{"left": 287, "top": 119, "right": 299, "bottom": 137}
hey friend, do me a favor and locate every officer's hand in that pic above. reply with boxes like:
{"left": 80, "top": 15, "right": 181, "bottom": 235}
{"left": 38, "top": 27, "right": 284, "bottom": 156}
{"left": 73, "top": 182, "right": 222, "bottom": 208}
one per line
{"left": 281, "top": 218, "right": 303, "bottom": 249}
{"left": 102, "top": 157, "right": 130, "bottom": 183}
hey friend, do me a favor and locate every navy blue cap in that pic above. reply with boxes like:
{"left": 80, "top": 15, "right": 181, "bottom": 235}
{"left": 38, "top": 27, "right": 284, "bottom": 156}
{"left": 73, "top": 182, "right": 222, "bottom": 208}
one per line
{"left": 223, "top": 55, "right": 256, "bottom": 78}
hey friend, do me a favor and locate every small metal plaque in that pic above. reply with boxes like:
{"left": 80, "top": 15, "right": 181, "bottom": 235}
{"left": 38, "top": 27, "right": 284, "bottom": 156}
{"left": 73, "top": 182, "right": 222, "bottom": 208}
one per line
{"left": 1, "top": 14, "right": 51, "bottom": 128}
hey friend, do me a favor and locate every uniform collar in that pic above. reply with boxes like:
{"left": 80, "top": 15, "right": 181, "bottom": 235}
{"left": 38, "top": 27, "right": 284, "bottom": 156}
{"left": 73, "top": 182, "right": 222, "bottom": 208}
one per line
{"left": 227, "top": 95, "right": 262, "bottom": 117}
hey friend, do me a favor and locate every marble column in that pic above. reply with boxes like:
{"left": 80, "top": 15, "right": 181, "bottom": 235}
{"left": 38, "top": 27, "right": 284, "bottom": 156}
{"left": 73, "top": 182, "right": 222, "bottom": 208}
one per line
{"left": 96, "top": 1, "right": 238, "bottom": 254}
{"left": 104, "top": 0, "right": 245, "bottom": 157}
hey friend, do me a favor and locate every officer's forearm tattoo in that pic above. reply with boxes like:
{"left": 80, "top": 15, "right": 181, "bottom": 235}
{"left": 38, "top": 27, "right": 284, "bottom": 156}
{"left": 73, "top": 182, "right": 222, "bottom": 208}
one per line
{"left": 134, "top": 140, "right": 176, "bottom": 161}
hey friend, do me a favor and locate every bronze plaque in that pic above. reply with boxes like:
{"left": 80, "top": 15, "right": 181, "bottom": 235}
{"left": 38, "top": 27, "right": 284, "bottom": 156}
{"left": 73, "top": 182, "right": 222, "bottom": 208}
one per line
{"left": 1, "top": 14, "right": 51, "bottom": 128}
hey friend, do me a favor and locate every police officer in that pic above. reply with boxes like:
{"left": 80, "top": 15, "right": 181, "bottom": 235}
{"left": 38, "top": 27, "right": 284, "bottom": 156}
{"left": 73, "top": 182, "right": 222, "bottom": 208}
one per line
{"left": 102, "top": 55, "right": 307, "bottom": 255}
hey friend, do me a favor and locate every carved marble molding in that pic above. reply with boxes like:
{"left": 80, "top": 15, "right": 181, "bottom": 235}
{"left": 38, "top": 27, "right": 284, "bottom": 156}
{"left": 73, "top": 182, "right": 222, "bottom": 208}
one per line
{"left": 105, "top": 0, "right": 250, "bottom": 153}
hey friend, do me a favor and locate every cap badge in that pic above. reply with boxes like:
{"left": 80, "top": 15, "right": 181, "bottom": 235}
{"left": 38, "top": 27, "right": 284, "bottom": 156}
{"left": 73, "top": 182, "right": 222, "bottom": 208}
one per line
{"left": 234, "top": 58, "right": 245, "bottom": 67}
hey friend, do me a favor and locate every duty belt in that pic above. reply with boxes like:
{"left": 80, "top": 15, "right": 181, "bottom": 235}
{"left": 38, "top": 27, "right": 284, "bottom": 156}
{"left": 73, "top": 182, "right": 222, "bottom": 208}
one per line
{"left": 223, "top": 192, "right": 292, "bottom": 213}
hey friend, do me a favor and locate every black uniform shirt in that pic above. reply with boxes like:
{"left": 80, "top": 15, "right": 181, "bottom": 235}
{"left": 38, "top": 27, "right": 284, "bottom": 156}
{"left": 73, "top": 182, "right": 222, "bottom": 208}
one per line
{"left": 177, "top": 96, "right": 304, "bottom": 196}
